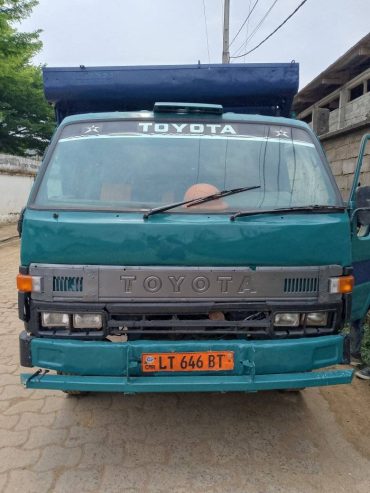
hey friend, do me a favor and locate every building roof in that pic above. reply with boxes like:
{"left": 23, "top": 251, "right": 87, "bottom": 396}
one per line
{"left": 293, "top": 33, "right": 370, "bottom": 114}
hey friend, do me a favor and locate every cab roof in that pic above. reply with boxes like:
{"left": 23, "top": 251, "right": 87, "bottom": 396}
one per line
{"left": 60, "top": 110, "right": 310, "bottom": 131}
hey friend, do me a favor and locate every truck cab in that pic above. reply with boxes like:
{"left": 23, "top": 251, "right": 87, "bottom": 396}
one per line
{"left": 18, "top": 63, "right": 370, "bottom": 393}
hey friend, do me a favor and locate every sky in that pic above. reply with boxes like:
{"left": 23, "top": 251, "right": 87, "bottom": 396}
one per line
{"left": 20, "top": 0, "right": 370, "bottom": 89}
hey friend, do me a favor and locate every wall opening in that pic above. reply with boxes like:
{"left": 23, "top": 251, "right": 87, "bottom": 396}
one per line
{"left": 301, "top": 113, "right": 312, "bottom": 125}
{"left": 349, "top": 83, "right": 364, "bottom": 101}
{"left": 320, "top": 98, "right": 340, "bottom": 111}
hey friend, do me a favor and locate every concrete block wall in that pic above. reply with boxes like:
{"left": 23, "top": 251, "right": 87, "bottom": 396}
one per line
{"left": 344, "top": 92, "right": 370, "bottom": 128}
{"left": 329, "top": 109, "right": 339, "bottom": 132}
{"left": 326, "top": 92, "right": 370, "bottom": 134}
{"left": 0, "top": 154, "right": 40, "bottom": 223}
{"left": 297, "top": 69, "right": 370, "bottom": 136}
{"left": 321, "top": 126, "right": 370, "bottom": 200}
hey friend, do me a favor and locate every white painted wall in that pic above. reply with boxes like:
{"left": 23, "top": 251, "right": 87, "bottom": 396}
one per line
{"left": 0, "top": 174, "right": 35, "bottom": 223}
{"left": 0, "top": 154, "right": 40, "bottom": 223}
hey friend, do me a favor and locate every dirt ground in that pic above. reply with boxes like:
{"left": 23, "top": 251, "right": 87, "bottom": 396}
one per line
{"left": 1, "top": 239, "right": 370, "bottom": 493}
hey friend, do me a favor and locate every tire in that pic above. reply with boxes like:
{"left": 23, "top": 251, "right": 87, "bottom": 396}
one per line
{"left": 57, "top": 371, "right": 89, "bottom": 396}
{"left": 279, "top": 388, "right": 306, "bottom": 393}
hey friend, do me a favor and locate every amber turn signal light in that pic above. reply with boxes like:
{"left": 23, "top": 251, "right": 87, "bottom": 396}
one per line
{"left": 329, "top": 275, "right": 354, "bottom": 294}
{"left": 17, "top": 274, "right": 32, "bottom": 292}
{"left": 16, "top": 274, "right": 42, "bottom": 293}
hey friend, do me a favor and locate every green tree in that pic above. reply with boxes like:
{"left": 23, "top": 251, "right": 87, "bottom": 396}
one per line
{"left": 0, "top": 0, "right": 54, "bottom": 156}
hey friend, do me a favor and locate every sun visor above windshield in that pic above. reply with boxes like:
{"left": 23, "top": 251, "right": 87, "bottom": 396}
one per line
{"left": 43, "top": 63, "right": 299, "bottom": 124}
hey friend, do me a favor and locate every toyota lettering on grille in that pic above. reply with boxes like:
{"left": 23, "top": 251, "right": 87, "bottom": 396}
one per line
{"left": 119, "top": 273, "right": 256, "bottom": 296}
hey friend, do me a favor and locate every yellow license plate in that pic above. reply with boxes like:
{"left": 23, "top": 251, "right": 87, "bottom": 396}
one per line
{"left": 141, "top": 351, "right": 234, "bottom": 372}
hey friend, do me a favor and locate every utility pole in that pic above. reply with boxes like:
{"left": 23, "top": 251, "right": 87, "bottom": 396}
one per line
{"left": 222, "top": 0, "right": 230, "bottom": 63}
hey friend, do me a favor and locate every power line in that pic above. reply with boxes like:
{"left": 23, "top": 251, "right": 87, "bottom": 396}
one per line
{"left": 202, "top": 0, "right": 211, "bottom": 64}
{"left": 233, "top": 0, "right": 276, "bottom": 56}
{"left": 229, "top": 0, "right": 259, "bottom": 48}
{"left": 242, "top": 0, "right": 253, "bottom": 63}
{"left": 247, "top": 0, "right": 279, "bottom": 43}
{"left": 231, "top": 0, "right": 309, "bottom": 59}
{"left": 232, "top": 0, "right": 279, "bottom": 57}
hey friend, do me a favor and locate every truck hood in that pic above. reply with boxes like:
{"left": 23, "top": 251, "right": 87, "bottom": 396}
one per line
{"left": 20, "top": 209, "right": 351, "bottom": 268}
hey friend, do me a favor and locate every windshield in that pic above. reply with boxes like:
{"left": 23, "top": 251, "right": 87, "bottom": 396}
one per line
{"left": 33, "top": 120, "right": 340, "bottom": 212}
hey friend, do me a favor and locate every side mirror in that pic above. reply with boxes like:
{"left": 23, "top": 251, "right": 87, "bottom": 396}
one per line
{"left": 355, "top": 186, "right": 370, "bottom": 226}
{"left": 17, "top": 207, "right": 26, "bottom": 238}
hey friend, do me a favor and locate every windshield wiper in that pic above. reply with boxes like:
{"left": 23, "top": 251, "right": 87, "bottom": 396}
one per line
{"left": 230, "top": 205, "right": 346, "bottom": 221}
{"left": 143, "top": 185, "right": 261, "bottom": 219}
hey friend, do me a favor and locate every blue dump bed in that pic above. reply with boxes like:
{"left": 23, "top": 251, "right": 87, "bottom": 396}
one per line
{"left": 43, "top": 63, "right": 299, "bottom": 123}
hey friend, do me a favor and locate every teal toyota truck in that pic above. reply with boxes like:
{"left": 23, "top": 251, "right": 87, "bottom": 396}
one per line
{"left": 17, "top": 63, "right": 370, "bottom": 393}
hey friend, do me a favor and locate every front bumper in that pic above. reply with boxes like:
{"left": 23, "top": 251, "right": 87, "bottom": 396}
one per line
{"left": 20, "top": 332, "right": 353, "bottom": 392}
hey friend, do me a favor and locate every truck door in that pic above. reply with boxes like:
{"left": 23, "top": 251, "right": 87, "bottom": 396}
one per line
{"left": 348, "top": 134, "right": 370, "bottom": 321}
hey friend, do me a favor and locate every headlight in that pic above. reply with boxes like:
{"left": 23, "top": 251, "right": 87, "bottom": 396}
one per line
{"left": 274, "top": 313, "right": 300, "bottom": 327}
{"left": 73, "top": 313, "right": 103, "bottom": 329}
{"left": 41, "top": 312, "right": 70, "bottom": 327}
{"left": 306, "top": 312, "right": 328, "bottom": 326}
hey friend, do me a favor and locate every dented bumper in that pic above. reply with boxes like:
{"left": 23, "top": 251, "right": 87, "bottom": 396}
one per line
{"left": 20, "top": 332, "right": 353, "bottom": 393}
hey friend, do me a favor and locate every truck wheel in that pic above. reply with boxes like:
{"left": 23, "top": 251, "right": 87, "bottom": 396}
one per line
{"left": 279, "top": 388, "right": 306, "bottom": 393}
{"left": 57, "top": 371, "right": 89, "bottom": 396}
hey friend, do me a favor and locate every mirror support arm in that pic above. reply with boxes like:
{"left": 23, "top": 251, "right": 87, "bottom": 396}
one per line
{"left": 348, "top": 134, "right": 370, "bottom": 208}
